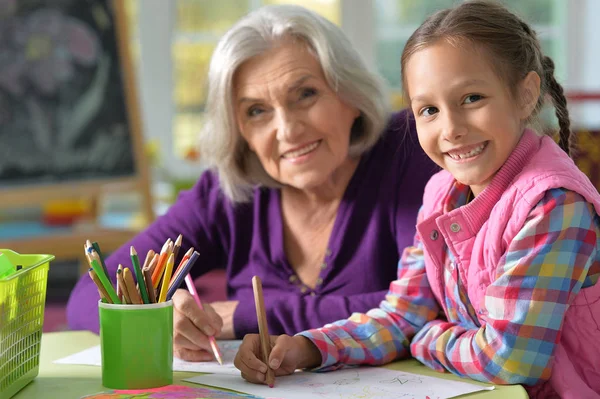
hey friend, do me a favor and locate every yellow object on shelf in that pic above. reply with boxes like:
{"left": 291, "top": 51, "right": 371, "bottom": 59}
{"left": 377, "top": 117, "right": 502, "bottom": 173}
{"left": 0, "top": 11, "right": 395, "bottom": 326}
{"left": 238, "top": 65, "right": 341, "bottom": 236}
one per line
{"left": 43, "top": 199, "right": 91, "bottom": 216}
{"left": 0, "top": 250, "right": 54, "bottom": 399}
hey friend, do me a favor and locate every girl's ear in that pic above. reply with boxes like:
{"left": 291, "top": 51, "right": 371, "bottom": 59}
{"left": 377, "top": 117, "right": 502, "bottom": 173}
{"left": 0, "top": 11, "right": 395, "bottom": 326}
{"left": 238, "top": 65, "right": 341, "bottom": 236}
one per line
{"left": 519, "top": 71, "right": 541, "bottom": 120}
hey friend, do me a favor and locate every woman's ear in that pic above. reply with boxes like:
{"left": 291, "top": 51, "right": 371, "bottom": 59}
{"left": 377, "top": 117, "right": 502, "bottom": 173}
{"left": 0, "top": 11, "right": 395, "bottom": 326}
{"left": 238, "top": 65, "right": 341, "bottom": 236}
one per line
{"left": 519, "top": 71, "right": 541, "bottom": 120}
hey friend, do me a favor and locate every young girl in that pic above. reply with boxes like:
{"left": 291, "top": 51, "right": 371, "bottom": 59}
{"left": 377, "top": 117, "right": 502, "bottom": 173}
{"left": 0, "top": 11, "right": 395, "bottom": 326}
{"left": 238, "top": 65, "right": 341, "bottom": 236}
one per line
{"left": 234, "top": 1, "right": 600, "bottom": 397}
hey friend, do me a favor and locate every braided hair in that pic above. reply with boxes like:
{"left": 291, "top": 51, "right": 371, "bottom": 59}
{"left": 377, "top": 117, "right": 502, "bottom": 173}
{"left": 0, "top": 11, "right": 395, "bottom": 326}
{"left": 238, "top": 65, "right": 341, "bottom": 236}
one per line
{"left": 401, "top": 0, "right": 574, "bottom": 156}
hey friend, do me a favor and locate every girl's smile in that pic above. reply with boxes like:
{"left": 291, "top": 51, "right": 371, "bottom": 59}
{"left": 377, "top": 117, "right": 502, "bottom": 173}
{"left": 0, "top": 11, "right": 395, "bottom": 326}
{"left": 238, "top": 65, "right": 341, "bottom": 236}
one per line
{"left": 444, "top": 141, "right": 489, "bottom": 163}
{"left": 405, "top": 40, "right": 539, "bottom": 196}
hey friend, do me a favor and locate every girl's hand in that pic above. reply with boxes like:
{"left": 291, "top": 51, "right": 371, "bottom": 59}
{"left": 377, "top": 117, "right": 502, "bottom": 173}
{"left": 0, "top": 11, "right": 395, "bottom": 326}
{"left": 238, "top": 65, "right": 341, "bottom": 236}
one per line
{"left": 234, "top": 334, "right": 322, "bottom": 384}
{"left": 172, "top": 289, "right": 223, "bottom": 361}
{"left": 210, "top": 300, "right": 239, "bottom": 339}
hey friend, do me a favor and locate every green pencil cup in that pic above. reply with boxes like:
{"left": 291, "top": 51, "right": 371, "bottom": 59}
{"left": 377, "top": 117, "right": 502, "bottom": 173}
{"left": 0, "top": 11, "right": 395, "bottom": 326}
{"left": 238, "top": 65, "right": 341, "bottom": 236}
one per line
{"left": 98, "top": 300, "right": 173, "bottom": 389}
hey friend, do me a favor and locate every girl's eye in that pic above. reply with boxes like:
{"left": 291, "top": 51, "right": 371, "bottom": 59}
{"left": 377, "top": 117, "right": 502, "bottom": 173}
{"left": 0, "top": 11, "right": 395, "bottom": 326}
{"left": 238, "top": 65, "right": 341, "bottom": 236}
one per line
{"left": 299, "top": 87, "right": 317, "bottom": 100}
{"left": 420, "top": 106, "right": 439, "bottom": 117}
{"left": 247, "top": 106, "right": 264, "bottom": 117}
{"left": 464, "top": 94, "right": 483, "bottom": 104}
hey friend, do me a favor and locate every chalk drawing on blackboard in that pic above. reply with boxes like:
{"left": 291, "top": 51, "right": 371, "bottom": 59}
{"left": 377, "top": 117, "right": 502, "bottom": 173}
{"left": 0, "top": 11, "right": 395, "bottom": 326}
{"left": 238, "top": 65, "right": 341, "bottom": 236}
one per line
{"left": 0, "top": 0, "right": 136, "bottom": 186}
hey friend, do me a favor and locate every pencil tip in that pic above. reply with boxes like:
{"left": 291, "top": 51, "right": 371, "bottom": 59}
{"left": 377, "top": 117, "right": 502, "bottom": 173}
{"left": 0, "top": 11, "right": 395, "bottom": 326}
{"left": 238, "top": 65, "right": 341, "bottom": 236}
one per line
{"left": 268, "top": 384, "right": 274, "bottom": 388}
{"left": 130, "top": 246, "right": 137, "bottom": 255}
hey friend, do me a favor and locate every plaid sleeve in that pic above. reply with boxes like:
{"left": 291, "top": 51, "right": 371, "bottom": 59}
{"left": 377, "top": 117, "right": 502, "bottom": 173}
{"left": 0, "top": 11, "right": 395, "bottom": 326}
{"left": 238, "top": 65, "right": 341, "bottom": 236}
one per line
{"left": 410, "top": 189, "right": 599, "bottom": 385}
{"left": 297, "top": 208, "right": 440, "bottom": 371}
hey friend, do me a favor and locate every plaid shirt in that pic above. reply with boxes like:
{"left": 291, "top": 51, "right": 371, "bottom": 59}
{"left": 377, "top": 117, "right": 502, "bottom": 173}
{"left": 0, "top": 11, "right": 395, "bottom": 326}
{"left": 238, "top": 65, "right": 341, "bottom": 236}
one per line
{"left": 298, "top": 187, "right": 600, "bottom": 384}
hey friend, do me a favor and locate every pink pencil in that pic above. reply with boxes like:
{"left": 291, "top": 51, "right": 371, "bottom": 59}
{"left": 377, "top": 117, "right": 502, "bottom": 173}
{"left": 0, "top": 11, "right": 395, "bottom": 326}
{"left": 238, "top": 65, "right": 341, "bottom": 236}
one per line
{"left": 184, "top": 274, "right": 223, "bottom": 365}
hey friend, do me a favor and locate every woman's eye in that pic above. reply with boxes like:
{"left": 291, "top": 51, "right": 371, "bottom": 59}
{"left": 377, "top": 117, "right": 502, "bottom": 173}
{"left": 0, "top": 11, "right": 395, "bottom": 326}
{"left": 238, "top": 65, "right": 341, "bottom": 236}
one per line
{"left": 420, "top": 106, "right": 439, "bottom": 117}
{"left": 247, "top": 107, "right": 264, "bottom": 117}
{"left": 299, "top": 87, "right": 317, "bottom": 100}
{"left": 464, "top": 94, "right": 483, "bottom": 104}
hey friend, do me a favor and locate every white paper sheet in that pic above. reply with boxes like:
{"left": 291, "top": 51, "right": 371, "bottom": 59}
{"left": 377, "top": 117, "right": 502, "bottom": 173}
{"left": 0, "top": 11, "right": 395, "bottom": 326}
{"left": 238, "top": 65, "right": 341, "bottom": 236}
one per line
{"left": 185, "top": 367, "right": 495, "bottom": 399}
{"left": 53, "top": 340, "right": 242, "bottom": 375}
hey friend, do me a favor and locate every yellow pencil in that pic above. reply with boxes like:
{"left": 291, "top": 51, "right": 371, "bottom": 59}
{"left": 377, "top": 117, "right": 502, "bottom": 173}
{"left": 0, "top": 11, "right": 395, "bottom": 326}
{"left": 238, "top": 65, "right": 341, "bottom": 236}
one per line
{"left": 158, "top": 253, "right": 175, "bottom": 303}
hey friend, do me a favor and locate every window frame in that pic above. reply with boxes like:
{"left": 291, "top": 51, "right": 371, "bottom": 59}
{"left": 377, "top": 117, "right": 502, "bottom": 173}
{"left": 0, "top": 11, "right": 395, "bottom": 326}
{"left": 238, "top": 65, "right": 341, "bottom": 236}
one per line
{"left": 136, "top": 0, "right": 582, "bottom": 178}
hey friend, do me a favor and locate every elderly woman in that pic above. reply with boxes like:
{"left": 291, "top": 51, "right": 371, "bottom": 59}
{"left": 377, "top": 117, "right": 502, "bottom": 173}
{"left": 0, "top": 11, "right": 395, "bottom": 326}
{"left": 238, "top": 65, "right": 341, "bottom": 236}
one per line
{"left": 66, "top": 4, "right": 438, "bottom": 361}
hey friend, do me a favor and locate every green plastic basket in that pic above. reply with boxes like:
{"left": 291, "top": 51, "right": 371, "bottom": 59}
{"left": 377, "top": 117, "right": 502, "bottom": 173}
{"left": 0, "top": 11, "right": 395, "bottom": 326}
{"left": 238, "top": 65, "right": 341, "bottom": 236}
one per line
{"left": 0, "top": 249, "right": 54, "bottom": 399}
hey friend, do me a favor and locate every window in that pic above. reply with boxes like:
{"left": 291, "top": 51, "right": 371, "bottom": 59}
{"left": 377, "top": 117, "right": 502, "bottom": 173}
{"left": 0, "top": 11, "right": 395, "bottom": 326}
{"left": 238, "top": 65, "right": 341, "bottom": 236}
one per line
{"left": 373, "top": 0, "right": 567, "bottom": 109}
{"left": 172, "top": 0, "right": 340, "bottom": 161}
{"left": 131, "top": 0, "right": 575, "bottom": 178}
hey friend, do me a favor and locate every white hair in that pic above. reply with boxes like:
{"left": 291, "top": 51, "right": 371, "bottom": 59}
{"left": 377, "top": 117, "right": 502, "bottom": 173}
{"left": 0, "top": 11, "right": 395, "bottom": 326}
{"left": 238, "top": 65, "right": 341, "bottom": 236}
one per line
{"left": 199, "top": 4, "right": 389, "bottom": 202}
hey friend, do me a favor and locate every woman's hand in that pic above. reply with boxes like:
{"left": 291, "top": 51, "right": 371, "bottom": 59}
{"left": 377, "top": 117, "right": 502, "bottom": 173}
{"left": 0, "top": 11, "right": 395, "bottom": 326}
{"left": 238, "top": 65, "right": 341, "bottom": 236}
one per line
{"left": 210, "top": 300, "right": 239, "bottom": 339}
{"left": 172, "top": 289, "right": 223, "bottom": 361}
{"left": 234, "top": 334, "right": 322, "bottom": 384}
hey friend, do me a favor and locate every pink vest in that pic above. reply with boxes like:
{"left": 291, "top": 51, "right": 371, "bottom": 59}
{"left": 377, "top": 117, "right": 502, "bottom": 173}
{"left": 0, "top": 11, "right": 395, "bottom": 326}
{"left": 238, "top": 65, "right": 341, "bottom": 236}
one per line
{"left": 416, "top": 130, "right": 600, "bottom": 398}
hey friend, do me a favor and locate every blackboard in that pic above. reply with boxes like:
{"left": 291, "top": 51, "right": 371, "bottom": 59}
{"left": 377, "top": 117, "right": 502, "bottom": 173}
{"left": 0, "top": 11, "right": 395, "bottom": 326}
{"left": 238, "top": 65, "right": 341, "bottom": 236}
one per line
{"left": 0, "top": 0, "right": 136, "bottom": 186}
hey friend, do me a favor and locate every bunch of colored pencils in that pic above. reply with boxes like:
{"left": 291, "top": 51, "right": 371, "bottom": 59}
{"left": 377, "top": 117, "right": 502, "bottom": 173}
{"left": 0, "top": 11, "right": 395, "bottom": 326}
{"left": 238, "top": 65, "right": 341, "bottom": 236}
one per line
{"left": 84, "top": 235, "right": 200, "bottom": 305}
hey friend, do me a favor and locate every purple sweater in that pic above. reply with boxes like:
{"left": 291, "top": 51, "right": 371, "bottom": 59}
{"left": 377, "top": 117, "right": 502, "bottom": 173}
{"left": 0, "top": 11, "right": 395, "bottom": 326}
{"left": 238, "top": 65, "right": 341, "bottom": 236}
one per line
{"left": 66, "top": 110, "right": 439, "bottom": 337}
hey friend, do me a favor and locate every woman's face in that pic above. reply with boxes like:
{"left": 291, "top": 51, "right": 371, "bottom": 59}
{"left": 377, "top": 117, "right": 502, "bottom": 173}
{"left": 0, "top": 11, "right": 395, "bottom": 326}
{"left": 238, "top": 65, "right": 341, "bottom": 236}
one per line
{"left": 234, "top": 40, "right": 360, "bottom": 191}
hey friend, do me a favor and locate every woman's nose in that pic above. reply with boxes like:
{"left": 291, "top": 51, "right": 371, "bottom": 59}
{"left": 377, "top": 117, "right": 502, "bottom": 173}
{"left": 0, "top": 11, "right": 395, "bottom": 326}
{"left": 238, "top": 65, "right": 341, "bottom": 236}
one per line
{"left": 275, "top": 110, "right": 304, "bottom": 141}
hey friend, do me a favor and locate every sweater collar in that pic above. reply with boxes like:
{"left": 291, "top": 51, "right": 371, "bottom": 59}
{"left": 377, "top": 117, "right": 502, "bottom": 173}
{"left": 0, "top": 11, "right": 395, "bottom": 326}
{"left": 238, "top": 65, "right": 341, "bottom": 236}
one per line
{"left": 453, "top": 128, "right": 540, "bottom": 232}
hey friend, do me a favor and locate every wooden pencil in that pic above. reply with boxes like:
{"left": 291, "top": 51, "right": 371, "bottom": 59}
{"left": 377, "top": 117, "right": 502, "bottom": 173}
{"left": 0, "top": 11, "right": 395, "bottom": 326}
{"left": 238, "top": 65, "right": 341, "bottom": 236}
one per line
{"left": 90, "top": 258, "right": 121, "bottom": 304}
{"left": 143, "top": 268, "right": 157, "bottom": 303}
{"left": 91, "top": 241, "right": 110, "bottom": 281}
{"left": 116, "top": 266, "right": 123, "bottom": 303}
{"left": 88, "top": 268, "right": 111, "bottom": 303}
{"left": 172, "top": 234, "right": 183, "bottom": 263}
{"left": 166, "top": 250, "right": 199, "bottom": 301}
{"left": 185, "top": 273, "right": 223, "bottom": 365}
{"left": 142, "top": 249, "right": 156, "bottom": 270}
{"left": 169, "top": 247, "right": 194, "bottom": 286}
{"left": 146, "top": 253, "right": 159, "bottom": 275}
{"left": 131, "top": 246, "right": 150, "bottom": 304}
{"left": 123, "top": 267, "right": 142, "bottom": 304}
{"left": 252, "top": 275, "right": 274, "bottom": 387}
{"left": 117, "top": 265, "right": 131, "bottom": 304}
{"left": 158, "top": 253, "right": 175, "bottom": 303}
{"left": 152, "top": 240, "right": 172, "bottom": 288}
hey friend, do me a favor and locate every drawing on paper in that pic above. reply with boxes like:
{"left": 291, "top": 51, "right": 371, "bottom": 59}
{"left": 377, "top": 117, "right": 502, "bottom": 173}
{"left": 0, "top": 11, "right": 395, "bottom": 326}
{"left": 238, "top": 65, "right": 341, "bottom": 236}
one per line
{"left": 185, "top": 365, "right": 495, "bottom": 399}
{"left": 379, "top": 374, "right": 425, "bottom": 385}
{"left": 333, "top": 370, "right": 360, "bottom": 386}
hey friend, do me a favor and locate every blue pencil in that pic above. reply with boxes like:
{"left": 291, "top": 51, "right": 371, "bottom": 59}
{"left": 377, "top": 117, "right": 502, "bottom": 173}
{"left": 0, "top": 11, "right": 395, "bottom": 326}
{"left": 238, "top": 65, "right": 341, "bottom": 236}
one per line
{"left": 166, "top": 250, "right": 200, "bottom": 301}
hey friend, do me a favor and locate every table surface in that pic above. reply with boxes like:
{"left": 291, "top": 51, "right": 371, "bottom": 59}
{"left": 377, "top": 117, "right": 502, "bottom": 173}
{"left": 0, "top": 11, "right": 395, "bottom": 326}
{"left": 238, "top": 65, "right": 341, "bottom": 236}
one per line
{"left": 13, "top": 331, "right": 528, "bottom": 399}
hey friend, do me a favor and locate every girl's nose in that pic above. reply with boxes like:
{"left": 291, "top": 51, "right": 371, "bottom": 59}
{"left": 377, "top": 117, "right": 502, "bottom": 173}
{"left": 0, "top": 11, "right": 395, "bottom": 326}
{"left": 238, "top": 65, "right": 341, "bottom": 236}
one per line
{"left": 441, "top": 112, "right": 467, "bottom": 141}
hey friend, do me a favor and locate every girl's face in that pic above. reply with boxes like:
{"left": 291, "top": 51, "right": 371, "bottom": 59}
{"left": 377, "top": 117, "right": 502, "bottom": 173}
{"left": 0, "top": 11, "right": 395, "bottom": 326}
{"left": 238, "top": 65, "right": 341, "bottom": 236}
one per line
{"left": 234, "top": 40, "right": 360, "bottom": 191}
{"left": 405, "top": 41, "right": 538, "bottom": 196}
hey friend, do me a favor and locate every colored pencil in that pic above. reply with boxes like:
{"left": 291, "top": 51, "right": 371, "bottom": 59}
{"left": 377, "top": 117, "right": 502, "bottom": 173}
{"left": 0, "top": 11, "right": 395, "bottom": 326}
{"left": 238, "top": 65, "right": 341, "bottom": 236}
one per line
{"left": 143, "top": 267, "right": 157, "bottom": 303}
{"left": 90, "top": 258, "right": 121, "bottom": 304}
{"left": 169, "top": 247, "right": 194, "bottom": 286}
{"left": 166, "top": 250, "right": 199, "bottom": 301}
{"left": 131, "top": 246, "right": 150, "bottom": 304}
{"left": 184, "top": 273, "right": 223, "bottom": 365}
{"left": 90, "top": 240, "right": 110, "bottom": 279}
{"left": 142, "top": 249, "right": 156, "bottom": 270}
{"left": 252, "top": 275, "right": 274, "bottom": 387}
{"left": 172, "top": 234, "right": 183, "bottom": 263}
{"left": 158, "top": 253, "right": 175, "bottom": 303}
{"left": 116, "top": 265, "right": 123, "bottom": 303}
{"left": 116, "top": 266, "right": 131, "bottom": 304}
{"left": 146, "top": 253, "right": 159, "bottom": 275}
{"left": 88, "top": 268, "right": 110, "bottom": 303}
{"left": 152, "top": 240, "right": 172, "bottom": 288}
{"left": 123, "top": 267, "right": 142, "bottom": 304}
